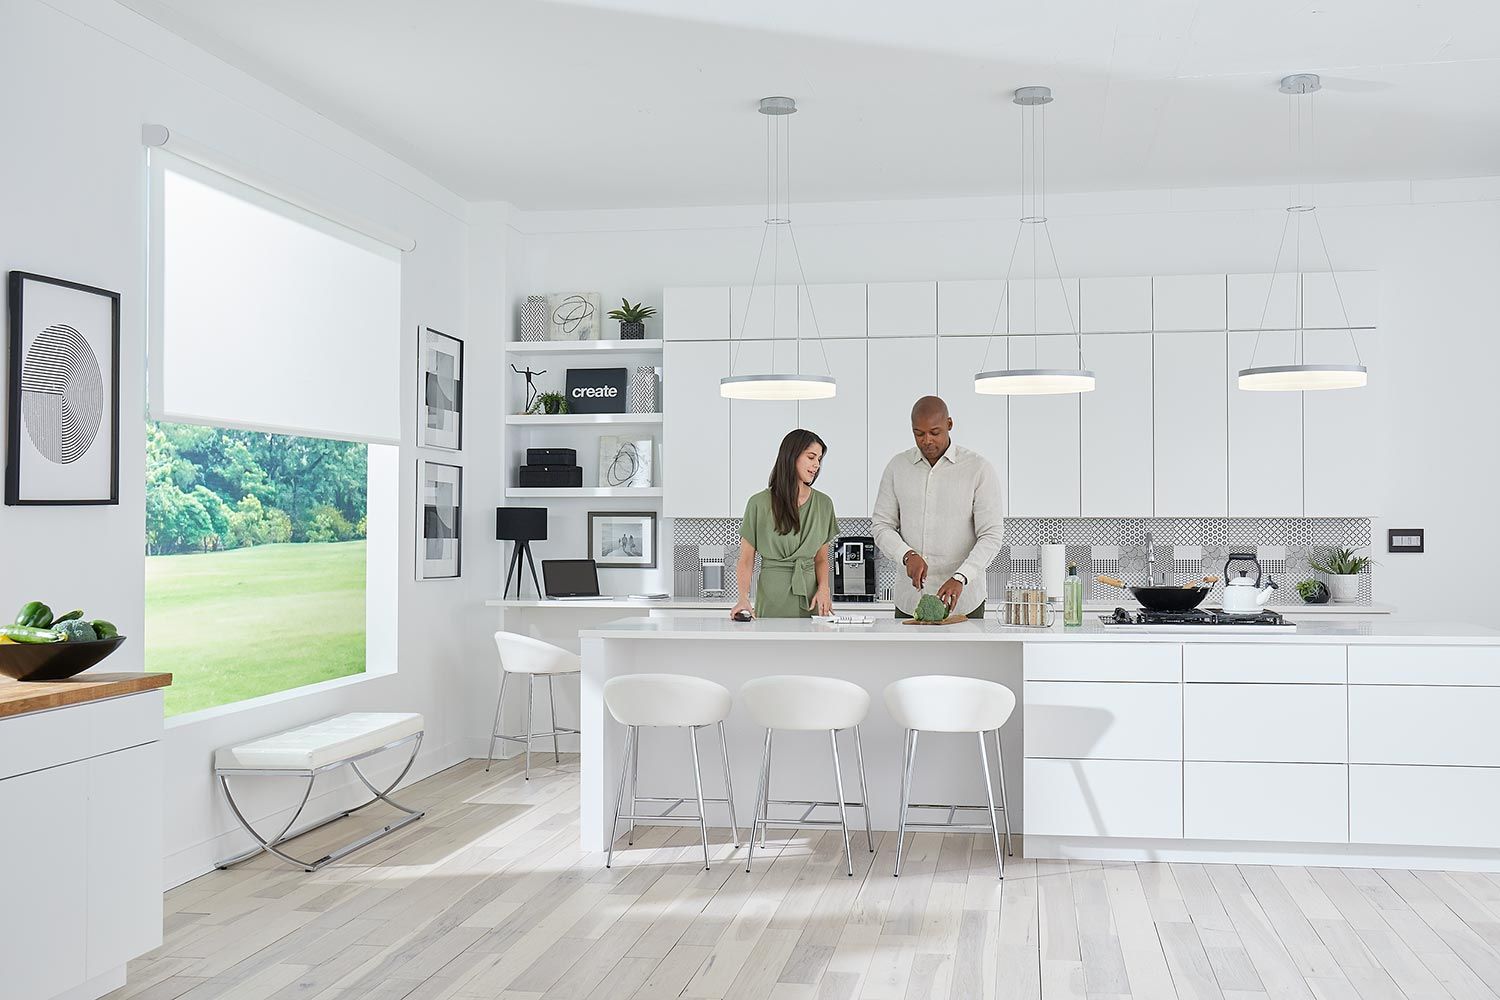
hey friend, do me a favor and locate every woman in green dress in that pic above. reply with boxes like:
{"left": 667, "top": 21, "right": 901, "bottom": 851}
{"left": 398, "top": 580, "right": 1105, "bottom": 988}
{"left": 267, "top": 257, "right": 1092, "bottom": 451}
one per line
{"left": 731, "top": 429, "right": 838, "bottom": 619}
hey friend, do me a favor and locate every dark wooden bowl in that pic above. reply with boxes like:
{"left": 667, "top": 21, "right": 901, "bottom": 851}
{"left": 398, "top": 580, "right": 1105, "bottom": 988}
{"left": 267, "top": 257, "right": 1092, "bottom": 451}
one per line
{"left": 0, "top": 636, "right": 127, "bottom": 681}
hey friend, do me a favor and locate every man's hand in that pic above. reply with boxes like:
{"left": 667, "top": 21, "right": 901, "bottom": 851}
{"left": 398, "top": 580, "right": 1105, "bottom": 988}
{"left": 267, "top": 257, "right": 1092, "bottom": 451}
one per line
{"left": 904, "top": 551, "right": 928, "bottom": 589}
{"left": 937, "top": 576, "right": 964, "bottom": 612}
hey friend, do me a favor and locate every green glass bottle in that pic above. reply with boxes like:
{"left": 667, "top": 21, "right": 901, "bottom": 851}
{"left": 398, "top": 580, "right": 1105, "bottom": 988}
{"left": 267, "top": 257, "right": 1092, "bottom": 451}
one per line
{"left": 1064, "top": 562, "right": 1083, "bottom": 627}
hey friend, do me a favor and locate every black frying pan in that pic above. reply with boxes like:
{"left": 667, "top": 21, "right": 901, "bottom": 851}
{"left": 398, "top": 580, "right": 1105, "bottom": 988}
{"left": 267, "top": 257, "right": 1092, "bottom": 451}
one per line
{"left": 1097, "top": 576, "right": 1219, "bottom": 613}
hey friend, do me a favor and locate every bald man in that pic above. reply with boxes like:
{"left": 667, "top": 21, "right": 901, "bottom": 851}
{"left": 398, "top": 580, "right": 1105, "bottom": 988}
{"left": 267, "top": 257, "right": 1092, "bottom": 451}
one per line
{"left": 872, "top": 396, "right": 1006, "bottom": 619}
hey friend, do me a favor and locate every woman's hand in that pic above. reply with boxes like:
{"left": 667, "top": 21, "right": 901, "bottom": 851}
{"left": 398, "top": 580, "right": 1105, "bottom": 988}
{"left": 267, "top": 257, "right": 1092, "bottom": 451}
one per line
{"left": 809, "top": 587, "right": 833, "bottom": 617}
{"left": 730, "top": 599, "right": 755, "bottom": 620}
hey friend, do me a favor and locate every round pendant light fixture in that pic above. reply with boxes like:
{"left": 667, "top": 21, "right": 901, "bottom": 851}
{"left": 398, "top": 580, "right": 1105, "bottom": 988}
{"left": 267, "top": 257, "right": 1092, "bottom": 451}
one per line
{"left": 974, "top": 86, "right": 1095, "bottom": 396}
{"left": 1239, "top": 74, "right": 1368, "bottom": 392}
{"left": 719, "top": 97, "right": 837, "bottom": 401}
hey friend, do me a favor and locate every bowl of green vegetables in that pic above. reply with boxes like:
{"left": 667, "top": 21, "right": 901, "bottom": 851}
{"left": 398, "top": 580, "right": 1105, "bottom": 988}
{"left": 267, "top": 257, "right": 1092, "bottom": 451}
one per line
{"left": 0, "top": 601, "right": 124, "bottom": 681}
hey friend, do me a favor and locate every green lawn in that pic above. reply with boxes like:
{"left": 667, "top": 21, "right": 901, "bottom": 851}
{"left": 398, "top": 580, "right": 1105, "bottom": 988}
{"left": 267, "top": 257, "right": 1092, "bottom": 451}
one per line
{"left": 146, "top": 541, "right": 366, "bottom": 717}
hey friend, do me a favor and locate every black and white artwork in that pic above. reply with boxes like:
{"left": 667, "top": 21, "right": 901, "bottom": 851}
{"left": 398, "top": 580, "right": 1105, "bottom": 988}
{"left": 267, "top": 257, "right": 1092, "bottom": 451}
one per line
{"left": 547, "top": 292, "right": 601, "bottom": 341}
{"left": 420, "top": 327, "right": 463, "bottom": 451}
{"left": 589, "top": 510, "right": 657, "bottom": 569}
{"left": 418, "top": 460, "right": 462, "bottom": 579}
{"left": 6, "top": 272, "right": 120, "bottom": 505}
{"left": 598, "top": 435, "right": 654, "bottom": 488}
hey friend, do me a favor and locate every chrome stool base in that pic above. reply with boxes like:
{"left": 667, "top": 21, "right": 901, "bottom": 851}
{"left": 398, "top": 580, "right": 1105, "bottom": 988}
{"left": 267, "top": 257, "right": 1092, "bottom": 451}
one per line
{"left": 894, "top": 728, "right": 1012, "bottom": 879}
{"left": 606, "top": 722, "right": 740, "bottom": 870}
{"left": 746, "top": 726, "right": 874, "bottom": 877}
{"left": 485, "top": 671, "right": 578, "bottom": 780}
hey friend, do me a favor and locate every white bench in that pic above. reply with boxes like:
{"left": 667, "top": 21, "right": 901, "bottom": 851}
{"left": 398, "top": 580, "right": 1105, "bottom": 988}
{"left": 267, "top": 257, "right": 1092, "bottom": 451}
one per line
{"left": 214, "top": 712, "right": 425, "bottom": 871}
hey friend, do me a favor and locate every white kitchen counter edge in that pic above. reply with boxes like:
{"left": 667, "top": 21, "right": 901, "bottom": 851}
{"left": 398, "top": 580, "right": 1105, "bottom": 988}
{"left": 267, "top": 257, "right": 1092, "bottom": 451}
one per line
{"left": 489, "top": 597, "right": 1397, "bottom": 614}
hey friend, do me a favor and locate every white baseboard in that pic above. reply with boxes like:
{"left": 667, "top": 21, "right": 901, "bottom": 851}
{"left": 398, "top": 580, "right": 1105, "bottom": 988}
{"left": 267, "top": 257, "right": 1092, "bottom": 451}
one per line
{"left": 1026, "top": 834, "right": 1500, "bottom": 872}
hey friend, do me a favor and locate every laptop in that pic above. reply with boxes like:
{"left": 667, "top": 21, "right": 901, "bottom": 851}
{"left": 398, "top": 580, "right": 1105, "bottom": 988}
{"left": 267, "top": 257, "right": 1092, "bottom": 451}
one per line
{"left": 542, "top": 559, "right": 609, "bottom": 600}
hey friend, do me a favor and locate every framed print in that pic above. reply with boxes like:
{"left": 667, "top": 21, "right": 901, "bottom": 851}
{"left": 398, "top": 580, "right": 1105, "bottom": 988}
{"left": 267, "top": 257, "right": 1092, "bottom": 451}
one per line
{"left": 588, "top": 510, "right": 657, "bottom": 569}
{"left": 547, "top": 292, "right": 601, "bottom": 341}
{"left": 597, "top": 435, "right": 654, "bottom": 488}
{"left": 418, "top": 460, "right": 462, "bottom": 580}
{"left": 6, "top": 271, "right": 121, "bottom": 505}
{"left": 420, "top": 326, "right": 463, "bottom": 451}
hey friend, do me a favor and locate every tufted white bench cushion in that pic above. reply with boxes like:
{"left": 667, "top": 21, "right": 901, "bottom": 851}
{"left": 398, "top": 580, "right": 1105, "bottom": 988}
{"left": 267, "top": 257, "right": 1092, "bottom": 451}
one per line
{"left": 216, "top": 713, "right": 424, "bottom": 772}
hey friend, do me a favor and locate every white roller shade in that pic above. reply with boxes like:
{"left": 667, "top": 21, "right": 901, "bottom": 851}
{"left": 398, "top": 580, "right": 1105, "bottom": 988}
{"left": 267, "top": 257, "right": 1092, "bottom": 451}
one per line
{"left": 148, "top": 151, "right": 402, "bottom": 443}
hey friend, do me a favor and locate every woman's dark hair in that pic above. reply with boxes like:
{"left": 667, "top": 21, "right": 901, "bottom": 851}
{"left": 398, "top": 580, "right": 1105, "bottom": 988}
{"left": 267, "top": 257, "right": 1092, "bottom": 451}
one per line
{"left": 768, "top": 429, "right": 827, "bottom": 535}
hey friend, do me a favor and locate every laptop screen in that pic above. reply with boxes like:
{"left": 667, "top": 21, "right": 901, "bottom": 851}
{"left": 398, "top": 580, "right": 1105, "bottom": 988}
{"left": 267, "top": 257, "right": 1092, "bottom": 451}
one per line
{"left": 542, "top": 559, "right": 601, "bottom": 597}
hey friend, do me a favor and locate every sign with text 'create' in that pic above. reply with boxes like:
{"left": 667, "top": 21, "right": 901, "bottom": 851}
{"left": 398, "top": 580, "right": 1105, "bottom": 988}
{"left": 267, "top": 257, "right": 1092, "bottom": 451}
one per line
{"left": 565, "top": 367, "right": 628, "bottom": 413}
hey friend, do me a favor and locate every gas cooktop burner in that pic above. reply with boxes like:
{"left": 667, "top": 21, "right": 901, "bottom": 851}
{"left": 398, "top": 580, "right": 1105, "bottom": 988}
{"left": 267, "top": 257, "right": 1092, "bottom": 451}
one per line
{"left": 1102, "top": 607, "right": 1293, "bottom": 627}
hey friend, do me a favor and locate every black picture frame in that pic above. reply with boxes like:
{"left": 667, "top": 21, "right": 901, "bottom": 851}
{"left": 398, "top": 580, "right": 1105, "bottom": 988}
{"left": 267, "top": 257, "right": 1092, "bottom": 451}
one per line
{"left": 419, "top": 326, "right": 464, "bottom": 451}
{"left": 588, "top": 509, "right": 658, "bottom": 569}
{"left": 417, "top": 459, "right": 463, "bottom": 580}
{"left": 6, "top": 271, "right": 121, "bottom": 506}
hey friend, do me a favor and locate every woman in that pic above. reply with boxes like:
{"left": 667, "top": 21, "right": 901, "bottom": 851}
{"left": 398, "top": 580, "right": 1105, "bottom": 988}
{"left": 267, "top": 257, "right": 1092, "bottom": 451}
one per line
{"left": 730, "top": 429, "right": 837, "bottom": 619}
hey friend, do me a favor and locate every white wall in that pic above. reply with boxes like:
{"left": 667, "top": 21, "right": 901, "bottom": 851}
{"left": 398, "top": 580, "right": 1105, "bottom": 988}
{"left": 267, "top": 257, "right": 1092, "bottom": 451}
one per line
{"left": 504, "top": 178, "right": 1500, "bottom": 627}
{"left": 0, "top": 0, "right": 508, "bottom": 885}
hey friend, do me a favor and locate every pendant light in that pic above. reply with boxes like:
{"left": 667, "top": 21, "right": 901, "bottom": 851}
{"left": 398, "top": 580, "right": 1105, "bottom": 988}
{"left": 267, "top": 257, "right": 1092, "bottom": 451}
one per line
{"left": 720, "top": 97, "right": 836, "bottom": 401}
{"left": 974, "top": 86, "right": 1095, "bottom": 396}
{"left": 1239, "top": 74, "right": 1368, "bottom": 392}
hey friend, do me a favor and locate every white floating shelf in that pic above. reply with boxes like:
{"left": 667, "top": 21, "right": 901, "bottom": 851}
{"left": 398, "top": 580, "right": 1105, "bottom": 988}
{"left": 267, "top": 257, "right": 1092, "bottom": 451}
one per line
{"left": 506, "top": 340, "right": 664, "bottom": 354}
{"left": 505, "top": 487, "right": 664, "bottom": 499}
{"left": 505, "top": 413, "right": 663, "bottom": 426}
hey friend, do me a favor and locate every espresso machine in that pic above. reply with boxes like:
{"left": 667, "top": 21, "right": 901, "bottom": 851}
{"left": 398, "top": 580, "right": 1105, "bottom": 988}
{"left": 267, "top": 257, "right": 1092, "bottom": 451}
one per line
{"left": 832, "top": 536, "right": 877, "bottom": 602}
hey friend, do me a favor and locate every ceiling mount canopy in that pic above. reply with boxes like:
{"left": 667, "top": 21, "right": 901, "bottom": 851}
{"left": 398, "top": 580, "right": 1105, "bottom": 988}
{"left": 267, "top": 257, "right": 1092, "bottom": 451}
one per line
{"left": 719, "top": 96, "right": 837, "bottom": 401}
{"left": 974, "top": 85, "right": 1095, "bottom": 396}
{"left": 1239, "top": 73, "right": 1368, "bottom": 393}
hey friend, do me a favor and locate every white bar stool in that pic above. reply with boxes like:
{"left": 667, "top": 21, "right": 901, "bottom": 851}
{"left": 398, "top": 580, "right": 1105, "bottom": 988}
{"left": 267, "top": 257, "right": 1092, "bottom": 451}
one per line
{"left": 487, "top": 632, "right": 581, "bottom": 780}
{"left": 604, "top": 673, "right": 740, "bottom": 870}
{"left": 884, "top": 675, "right": 1016, "bottom": 879}
{"left": 739, "top": 675, "right": 873, "bottom": 877}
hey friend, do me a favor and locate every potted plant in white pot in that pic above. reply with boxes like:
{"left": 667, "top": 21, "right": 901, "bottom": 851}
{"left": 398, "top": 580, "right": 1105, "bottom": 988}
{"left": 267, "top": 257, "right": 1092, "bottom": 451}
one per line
{"left": 1310, "top": 546, "right": 1371, "bottom": 603}
{"left": 607, "top": 299, "right": 656, "bottom": 340}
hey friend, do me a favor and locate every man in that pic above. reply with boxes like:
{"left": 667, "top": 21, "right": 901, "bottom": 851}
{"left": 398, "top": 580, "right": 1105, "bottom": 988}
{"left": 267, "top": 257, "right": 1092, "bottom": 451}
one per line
{"left": 872, "top": 396, "right": 1005, "bottom": 619}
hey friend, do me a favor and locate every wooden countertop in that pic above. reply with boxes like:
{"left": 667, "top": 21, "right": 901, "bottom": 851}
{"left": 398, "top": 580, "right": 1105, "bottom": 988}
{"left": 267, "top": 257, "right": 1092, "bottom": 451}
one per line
{"left": 0, "top": 672, "right": 173, "bottom": 719}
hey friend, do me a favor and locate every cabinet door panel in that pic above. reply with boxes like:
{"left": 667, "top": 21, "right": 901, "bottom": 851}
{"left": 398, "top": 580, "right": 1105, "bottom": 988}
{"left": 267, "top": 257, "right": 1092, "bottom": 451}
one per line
{"left": 1302, "top": 271, "right": 1379, "bottom": 329}
{"left": 664, "top": 286, "right": 729, "bottom": 340}
{"left": 88, "top": 743, "right": 163, "bottom": 975}
{"left": 1351, "top": 765, "right": 1500, "bottom": 849}
{"left": 1009, "top": 278, "right": 1080, "bottom": 336}
{"left": 729, "top": 340, "right": 799, "bottom": 509}
{"left": 1081, "top": 333, "right": 1153, "bottom": 516}
{"left": 798, "top": 339, "right": 867, "bottom": 515}
{"left": 1186, "top": 762, "right": 1347, "bottom": 843}
{"left": 1185, "top": 684, "right": 1346, "bottom": 763}
{"left": 1007, "top": 335, "right": 1081, "bottom": 516}
{"left": 938, "top": 280, "right": 1007, "bottom": 337}
{"left": 1024, "top": 758, "right": 1183, "bottom": 839}
{"left": 1081, "top": 277, "right": 1153, "bottom": 333}
{"left": 1155, "top": 275, "right": 1226, "bottom": 331}
{"left": 1024, "top": 681, "right": 1182, "bottom": 761}
{"left": 868, "top": 282, "right": 937, "bottom": 337}
{"left": 664, "top": 340, "right": 731, "bottom": 515}
{"left": 800, "top": 284, "right": 866, "bottom": 338}
{"left": 1228, "top": 273, "right": 1299, "bottom": 330}
{"left": 1350, "top": 686, "right": 1500, "bottom": 766}
{"left": 1303, "top": 328, "right": 1381, "bottom": 515}
{"left": 1228, "top": 329, "right": 1302, "bottom": 515}
{"left": 1153, "top": 331, "right": 1228, "bottom": 515}
{"left": 731, "top": 284, "right": 801, "bottom": 339}
{"left": 937, "top": 336, "right": 1007, "bottom": 507}
{"left": 1024, "top": 642, "right": 1181, "bottom": 682}
{"left": 1349, "top": 645, "right": 1500, "bottom": 686}
{"left": 866, "top": 338, "right": 937, "bottom": 499}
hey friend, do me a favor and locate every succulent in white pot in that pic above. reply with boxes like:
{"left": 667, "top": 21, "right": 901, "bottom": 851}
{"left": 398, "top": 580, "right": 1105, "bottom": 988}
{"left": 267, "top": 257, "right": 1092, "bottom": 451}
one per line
{"left": 1310, "top": 546, "right": 1372, "bottom": 603}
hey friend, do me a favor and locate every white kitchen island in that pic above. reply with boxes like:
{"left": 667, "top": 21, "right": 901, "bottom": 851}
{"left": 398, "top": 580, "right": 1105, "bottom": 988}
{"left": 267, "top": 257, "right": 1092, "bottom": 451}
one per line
{"left": 579, "top": 616, "right": 1500, "bottom": 871}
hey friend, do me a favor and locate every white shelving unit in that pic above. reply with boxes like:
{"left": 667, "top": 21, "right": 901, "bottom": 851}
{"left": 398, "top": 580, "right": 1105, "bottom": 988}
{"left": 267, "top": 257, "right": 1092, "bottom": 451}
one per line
{"left": 507, "top": 340, "right": 664, "bottom": 354}
{"left": 505, "top": 487, "right": 664, "bottom": 499}
{"left": 505, "top": 413, "right": 662, "bottom": 426}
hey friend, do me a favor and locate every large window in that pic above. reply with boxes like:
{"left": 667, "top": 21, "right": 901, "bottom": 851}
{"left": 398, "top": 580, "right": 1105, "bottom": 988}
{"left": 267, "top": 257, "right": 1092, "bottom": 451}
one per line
{"left": 146, "top": 146, "right": 402, "bottom": 717}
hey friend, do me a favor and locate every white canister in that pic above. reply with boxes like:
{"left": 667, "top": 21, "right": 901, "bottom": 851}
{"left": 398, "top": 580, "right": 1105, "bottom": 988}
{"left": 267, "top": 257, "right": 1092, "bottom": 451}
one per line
{"left": 1041, "top": 543, "right": 1067, "bottom": 606}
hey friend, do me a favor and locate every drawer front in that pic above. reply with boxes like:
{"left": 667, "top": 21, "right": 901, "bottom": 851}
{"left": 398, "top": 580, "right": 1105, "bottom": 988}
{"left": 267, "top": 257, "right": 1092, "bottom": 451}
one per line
{"left": 1349, "top": 645, "right": 1500, "bottom": 686}
{"left": 1185, "top": 684, "right": 1346, "bottom": 763}
{"left": 1351, "top": 765, "right": 1500, "bottom": 849}
{"left": 1024, "top": 643, "right": 1180, "bottom": 682}
{"left": 1184, "top": 643, "right": 1345, "bottom": 684}
{"left": 1024, "top": 681, "right": 1181, "bottom": 760}
{"left": 1024, "top": 758, "right": 1182, "bottom": 839}
{"left": 0, "top": 692, "right": 162, "bottom": 782}
{"left": 1350, "top": 686, "right": 1500, "bottom": 766}
{"left": 1185, "top": 761, "right": 1347, "bottom": 843}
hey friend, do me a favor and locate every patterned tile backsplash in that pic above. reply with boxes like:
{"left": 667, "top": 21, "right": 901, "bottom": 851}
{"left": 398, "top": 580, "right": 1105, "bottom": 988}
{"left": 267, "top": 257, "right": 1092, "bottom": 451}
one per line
{"left": 672, "top": 517, "right": 1372, "bottom": 606}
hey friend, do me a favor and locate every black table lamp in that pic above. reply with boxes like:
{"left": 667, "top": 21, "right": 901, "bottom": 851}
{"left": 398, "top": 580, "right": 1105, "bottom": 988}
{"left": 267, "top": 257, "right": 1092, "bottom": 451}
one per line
{"left": 497, "top": 507, "right": 547, "bottom": 599}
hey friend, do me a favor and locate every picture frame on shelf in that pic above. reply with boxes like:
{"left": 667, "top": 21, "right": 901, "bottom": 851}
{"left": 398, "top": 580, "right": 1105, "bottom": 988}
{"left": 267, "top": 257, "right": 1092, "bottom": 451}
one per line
{"left": 6, "top": 271, "right": 121, "bottom": 506}
{"left": 547, "top": 292, "right": 602, "bottom": 341}
{"left": 418, "top": 460, "right": 462, "bottom": 579}
{"left": 420, "top": 326, "right": 463, "bottom": 451}
{"left": 589, "top": 510, "right": 657, "bottom": 569}
{"left": 598, "top": 435, "right": 653, "bottom": 488}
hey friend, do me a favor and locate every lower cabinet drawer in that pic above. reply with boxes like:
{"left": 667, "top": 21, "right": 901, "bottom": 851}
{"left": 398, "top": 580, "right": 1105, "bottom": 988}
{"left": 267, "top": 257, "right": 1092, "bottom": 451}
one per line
{"left": 1351, "top": 764, "right": 1500, "bottom": 849}
{"left": 1024, "top": 758, "right": 1182, "bottom": 839}
{"left": 1185, "top": 684, "right": 1346, "bottom": 763}
{"left": 1024, "top": 681, "right": 1181, "bottom": 760}
{"left": 1350, "top": 686, "right": 1500, "bottom": 766}
{"left": 1184, "top": 761, "right": 1347, "bottom": 843}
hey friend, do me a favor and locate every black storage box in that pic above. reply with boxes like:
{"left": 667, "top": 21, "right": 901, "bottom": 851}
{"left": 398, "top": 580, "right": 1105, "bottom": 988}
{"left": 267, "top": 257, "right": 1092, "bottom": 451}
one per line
{"left": 519, "top": 465, "right": 584, "bottom": 488}
{"left": 526, "top": 447, "right": 577, "bottom": 467}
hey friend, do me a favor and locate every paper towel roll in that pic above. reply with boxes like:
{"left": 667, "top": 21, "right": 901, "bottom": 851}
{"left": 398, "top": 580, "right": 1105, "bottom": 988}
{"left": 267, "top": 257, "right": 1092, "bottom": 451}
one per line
{"left": 1041, "top": 543, "right": 1067, "bottom": 603}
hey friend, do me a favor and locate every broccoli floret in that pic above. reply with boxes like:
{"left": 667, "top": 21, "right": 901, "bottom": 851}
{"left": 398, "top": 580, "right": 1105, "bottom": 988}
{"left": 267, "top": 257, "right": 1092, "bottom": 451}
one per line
{"left": 54, "top": 619, "right": 98, "bottom": 642}
{"left": 913, "top": 594, "right": 949, "bottom": 622}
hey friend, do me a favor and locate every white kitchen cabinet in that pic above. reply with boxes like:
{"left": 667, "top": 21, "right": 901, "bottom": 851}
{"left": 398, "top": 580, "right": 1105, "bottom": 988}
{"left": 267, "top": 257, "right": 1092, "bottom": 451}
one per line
{"left": 663, "top": 340, "right": 731, "bottom": 516}
{"left": 1351, "top": 765, "right": 1500, "bottom": 849}
{"left": 800, "top": 284, "right": 866, "bottom": 338}
{"left": 1349, "top": 645, "right": 1500, "bottom": 686}
{"left": 1024, "top": 681, "right": 1181, "bottom": 761}
{"left": 866, "top": 337, "right": 937, "bottom": 497}
{"left": 1350, "top": 686, "right": 1500, "bottom": 767}
{"left": 729, "top": 340, "right": 799, "bottom": 509}
{"left": 730, "top": 284, "right": 801, "bottom": 339}
{"left": 1007, "top": 335, "right": 1081, "bottom": 516}
{"left": 937, "top": 279, "right": 1007, "bottom": 337}
{"left": 1228, "top": 272, "right": 1378, "bottom": 330}
{"left": 1153, "top": 331, "right": 1228, "bottom": 516}
{"left": 867, "top": 282, "right": 937, "bottom": 338}
{"left": 1080, "top": 277, "right": 1153, "bottom": 333}
{"left": 1183, "top": 643, "right": 1344, "bottom": 684}
{"left": 1025, "top": 642, "right": 1181, "bottom": 682}
{"left": 87, "top": 743, "right": 163, "bottom": 977}
{"left": 1154, "top": 275, "right": 1226, "bottom": 331}
{"left": 1302, "top": 327, "right": 1381, "bottom": 515}
{"left": 936, "top": 335, "right": 1007, "bottom": 504}
{"left": 1184, "top": 684, "right": 1346, "bottom": 763}
{"left": 1228, "top": 329, "right": 1303, "bottom": 515}
{"left": 1080, "top": 333, "right": 1153, "bottom": 516}
{"left": 1185, "top": 762, "right": 1348, "bottom": 843}
{"left": 1302, "top": 271, "right": 1379, "bottom": 329}
{"left": 1009, "top": 277, "right": 1080, "bottom": 336}
{"left": 1024, "top": 758, "right": 1183, "bottom": 839}
{"left": 798, "top": 338, "right": 868, "bottom": 515}
{"left": 1228, "top": 272, "right": 1299, "bottom": 331}
{"left": 663, "top": 285, "right": 729, "bottom": 340}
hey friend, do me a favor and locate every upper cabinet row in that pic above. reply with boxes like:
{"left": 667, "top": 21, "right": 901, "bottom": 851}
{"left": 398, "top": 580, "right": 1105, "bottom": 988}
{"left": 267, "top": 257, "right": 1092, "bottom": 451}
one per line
{"left": 665, "top": 273, "right": 1379, "bottom": 341}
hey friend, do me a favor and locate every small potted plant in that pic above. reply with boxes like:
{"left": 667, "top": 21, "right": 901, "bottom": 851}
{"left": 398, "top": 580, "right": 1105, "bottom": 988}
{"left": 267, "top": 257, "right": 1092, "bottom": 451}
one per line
{"left": 527, "top": 391, "right": 569, "bottom": 416}
{"left": 1310, "top": 546, "right": 1372, "bottom": 603}
{"left": 1295, "top": 578, "right": 1330, "bottom": 604}
{"left": 607, "top": 299, "right": 656, "bottom": 340}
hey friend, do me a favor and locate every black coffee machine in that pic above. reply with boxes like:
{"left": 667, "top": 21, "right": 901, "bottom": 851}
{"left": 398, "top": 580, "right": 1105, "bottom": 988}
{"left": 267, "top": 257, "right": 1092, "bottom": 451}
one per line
{"left": 833, "top": 536, "right": 877, "bottom": 602}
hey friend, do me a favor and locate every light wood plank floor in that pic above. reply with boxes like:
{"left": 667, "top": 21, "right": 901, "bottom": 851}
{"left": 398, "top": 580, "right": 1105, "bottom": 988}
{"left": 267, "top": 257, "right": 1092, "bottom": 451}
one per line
{"left": 109, "top": 755, "right": 1500, "bottom": 1000}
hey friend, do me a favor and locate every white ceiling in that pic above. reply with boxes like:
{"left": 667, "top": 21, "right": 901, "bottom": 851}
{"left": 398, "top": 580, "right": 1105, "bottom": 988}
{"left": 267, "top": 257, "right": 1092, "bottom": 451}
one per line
{"left": 116, "top": 0, "right": 1500, "bottom": 209}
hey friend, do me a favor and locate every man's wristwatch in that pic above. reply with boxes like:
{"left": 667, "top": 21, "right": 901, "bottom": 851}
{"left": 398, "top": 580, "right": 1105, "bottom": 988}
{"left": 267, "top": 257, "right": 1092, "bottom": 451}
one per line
{"left": 902, "top": 550, "right": 916, "bottom": 565}
{"left": 953, "top": 572, "right": 969, "bottom": 586}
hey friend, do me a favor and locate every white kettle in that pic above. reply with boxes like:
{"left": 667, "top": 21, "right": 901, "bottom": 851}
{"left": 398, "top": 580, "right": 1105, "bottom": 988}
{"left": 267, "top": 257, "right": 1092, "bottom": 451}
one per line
{"left": 1221, "top": 553, "right": 1277, "bottom": 615}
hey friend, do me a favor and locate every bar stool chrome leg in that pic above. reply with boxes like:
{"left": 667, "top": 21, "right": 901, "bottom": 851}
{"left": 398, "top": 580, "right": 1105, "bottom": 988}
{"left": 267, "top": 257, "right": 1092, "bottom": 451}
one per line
{"left": 688, "top": 725, "right": 711, "bottom": 870}
{"left": 993, "top": 729, "right": 1013, "bottom": 857}
{"left": 627, "top": 725, "right": 640, "bottom": 846}
{"left": 485, "top": 670, "right": 510, "bottom": 772}
{"left": 717, "top": 721, "right": 741, "bottom": 846}
{"left": 759, "top": 731, "right": 773, "bottom": 848}
{"left": 830, "top": 729, "right": 854, "bottom": 876}
{"left": 895, "top": 728, "right": 918, "bottom": 877}
{"left": 746, "top": 728, "right": 772, "bottom": 873}
{"left": 977, "top": 730, "right": 1004, "bottom": 879}
{"left": 524, "top": 675, "right": 534, "bottom": 780}
{"left": 853, "top": 725, "right": 874, "bottom": 853}
{"left": 548, "top": 674, "right": 561, "bottom": 763}
{"left": 606, "top": 725, "right": 636, "bottom": 868}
